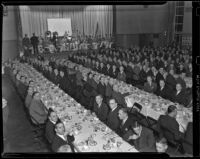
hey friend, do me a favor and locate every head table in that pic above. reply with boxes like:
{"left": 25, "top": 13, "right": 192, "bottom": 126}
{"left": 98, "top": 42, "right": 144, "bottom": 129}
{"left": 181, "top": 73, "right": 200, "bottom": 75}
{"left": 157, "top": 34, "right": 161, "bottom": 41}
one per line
{"left": 14, "top": 62, "right": 138, "bottom": 152}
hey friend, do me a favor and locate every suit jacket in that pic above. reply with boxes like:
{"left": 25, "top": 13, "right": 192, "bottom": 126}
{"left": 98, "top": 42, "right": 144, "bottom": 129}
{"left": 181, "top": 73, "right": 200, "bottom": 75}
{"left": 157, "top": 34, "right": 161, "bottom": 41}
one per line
{"left": 97, "top": 83, "right": 106, "bottom": 96}
{"left": 171, "top": 90, "right": 187, "bottom": 106}
{"left": 25, "top": 94, "right": 32, "bottom": 109}
{"left": 18, "top": 81, "right": 28, "bottom": 99}
{"left": 117, "top": 117, "right": 133, "bottom": 137}
{"left": 183, "top": 122, "right": 193, "bottom": 154}
{"left": 125, "top": 66, "right": 133, "bottom": 80}
{"left": 93, "top": 102, "right": 109, "bottom": 122}
{"left": 155, "top": 72, "right": 164, "bottom": 86}
{"left": 176, "top": 77, "right": 186, "bottom": 90}
{"left": 45, "top": 119, "right": 55, "bottom": 143}
{"left": 106, "top": 106, "right": 121, "bottom": 131}
{"left": 29, "top": 99, "right": 47, "bottom": 124}
{"left": 155, "top": 85, "right": 171, "bottom": 100}
{"left": 59, "top": 76, "right": 70, "bottom": 93}
{"left": 123, "top": 127, "right": 155, "bottom": 152}
{"left": 111, "top": 90, "right": 127, "bottom": 107}
{"left": 117, "top": 72, "right": 126, "bottom": 82}
{"left": 111, "top": 70, "right": 118, "bottom": 79}
{"left": 105, "top": 67, "right": 112, "bottom": 76}
{"left": 143, "top": 82, "right": 157, "bottom": 93}
{"left": 105, "top": 84, "right": 113, "bottom": 98}
{"left": 157, "top": 115, "right": 183, "bottom": 141}
{"left": 51, "top": 134, "right": 75, "bottom": 152}
{"left": 139, "top": 69, "right": 147, "bottom": 85}
{"left": 166, "top": 74, "right": 176, "bottom": 91}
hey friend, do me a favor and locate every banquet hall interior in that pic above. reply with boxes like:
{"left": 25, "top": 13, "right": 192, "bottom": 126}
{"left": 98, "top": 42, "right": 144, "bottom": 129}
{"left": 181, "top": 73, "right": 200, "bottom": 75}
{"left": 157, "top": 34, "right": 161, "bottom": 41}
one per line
{"left": 2, "top": 2, "right": 194, "bottom": 157}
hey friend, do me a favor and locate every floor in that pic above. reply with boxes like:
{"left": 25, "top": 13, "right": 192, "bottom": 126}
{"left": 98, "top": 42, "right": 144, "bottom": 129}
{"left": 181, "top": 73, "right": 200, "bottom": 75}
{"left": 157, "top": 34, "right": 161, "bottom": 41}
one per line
{"left": 2, "top": 75, "right": 49, "bottom": 153}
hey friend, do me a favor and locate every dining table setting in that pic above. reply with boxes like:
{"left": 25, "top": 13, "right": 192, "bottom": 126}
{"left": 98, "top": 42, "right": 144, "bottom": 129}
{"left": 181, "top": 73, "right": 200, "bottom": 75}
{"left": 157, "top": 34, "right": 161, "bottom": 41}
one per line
{"left": 14, "top": 58, "right": 193, "bottom": 153}
{"left": 14, "top": 62, "right": 138, "bottom": 153}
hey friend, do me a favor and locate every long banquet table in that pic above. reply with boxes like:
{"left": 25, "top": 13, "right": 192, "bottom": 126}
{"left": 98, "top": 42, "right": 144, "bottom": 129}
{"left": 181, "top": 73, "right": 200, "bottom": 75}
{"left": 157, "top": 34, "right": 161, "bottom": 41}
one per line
{"left": 15, "top": 62, "right": 138, "bottom": 152}
{"left": 30, "top": 56, "right": 193, "bottom": 134}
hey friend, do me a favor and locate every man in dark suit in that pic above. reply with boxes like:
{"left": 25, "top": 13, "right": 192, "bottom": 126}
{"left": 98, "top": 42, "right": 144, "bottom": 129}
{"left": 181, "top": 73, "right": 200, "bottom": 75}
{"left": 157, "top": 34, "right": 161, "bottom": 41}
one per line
{"left": 117, "top": 108, "right": 133, "bottom": 137}
{"left": 155, "top": 137, "right": 183, "bottom": 157}
{"left": 105, "top": 63, "right": 112, "bottom": 76}
{"left": 157, "top": 105, "right": 184, "bottom": 142}
{"left": 111, "top": 84, "right": 127, "bottom": 108}
{"left": 166, "top": 69, "right": 176, "bottom": 91}
{"left": 176, "top": 72, "right": 187, "bottom": 91}
{"left": 51, "top": 121, "right": 75, "bottom": 152}
{"left": 30, "top": 33, "right": 39, "bottom": 55}
{"left": 155, "top": 79, "right": 171, "bottom": 100}
{"left": 92, "top": 94, "right": 109, "bottom": 123}
{"left": 155, "top": 67, "right": 165, "bottom": 86}
{"left": 106, "top": 98, "right": 121, "bottom": 132}
{"left": 182, "top": 122, "right": 193, "bottom": 155}
{"left": 45, "top": 109, "right": 59, "bottom": 144}
{"left": 123, "top": 121, "right": 155, "bottom": 152}
{"left": 111, "top": 64, "right": 118, "bottom": 79}
{"left": 171, "top": 83, "right": 187, "bottom": 106}
{"left": 52, "top": 69, "right": 60, "bottom": 85}
{"left": 143, "top": 76, "right": 157, "bottom": 94}
{"left": 97, "top": 77, "right": 106, "bottom": 97}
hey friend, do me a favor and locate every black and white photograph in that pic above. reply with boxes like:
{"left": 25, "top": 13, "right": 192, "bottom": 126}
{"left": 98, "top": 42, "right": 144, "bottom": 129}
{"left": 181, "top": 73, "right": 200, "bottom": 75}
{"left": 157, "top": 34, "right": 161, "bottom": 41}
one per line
{"left": 2, "top": 1, "right": 197, "bottom": 157}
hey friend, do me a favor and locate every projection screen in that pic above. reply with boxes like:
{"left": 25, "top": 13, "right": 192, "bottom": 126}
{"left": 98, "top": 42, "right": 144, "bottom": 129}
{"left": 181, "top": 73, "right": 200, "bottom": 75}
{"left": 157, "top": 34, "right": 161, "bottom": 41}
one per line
{"left": 47, "top": 18, "right": 72, "bottom": 36}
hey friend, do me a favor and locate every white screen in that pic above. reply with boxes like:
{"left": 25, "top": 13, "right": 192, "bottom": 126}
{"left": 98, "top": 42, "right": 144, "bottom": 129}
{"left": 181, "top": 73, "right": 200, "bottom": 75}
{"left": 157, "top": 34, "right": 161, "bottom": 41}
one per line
{"left": 47, "top": 18, "right": 72, "bottom": 36}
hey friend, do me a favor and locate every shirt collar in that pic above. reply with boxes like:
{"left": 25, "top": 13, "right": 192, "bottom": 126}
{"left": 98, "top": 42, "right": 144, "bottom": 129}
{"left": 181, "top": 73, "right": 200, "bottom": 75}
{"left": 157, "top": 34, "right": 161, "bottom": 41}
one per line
{"left": 122, "top": 116, "right": 128, "bottom": 125}
{"left": 56, "top": 133, "right": 66, "bottom": 141}
{"left": 50, "top": 119, "right": 56, "bottom": 125}
{"left": 111, "top": 106, "right": 117, "bottom": 112}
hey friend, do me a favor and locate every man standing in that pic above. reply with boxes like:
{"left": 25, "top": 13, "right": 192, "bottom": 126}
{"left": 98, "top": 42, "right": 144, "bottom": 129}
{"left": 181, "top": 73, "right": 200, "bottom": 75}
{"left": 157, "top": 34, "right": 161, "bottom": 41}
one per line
{"left": 22, "top": 34, "right": 30, "bottom": 56}
{"left": 30, "top": 33, "right": 39, "bottom": 55}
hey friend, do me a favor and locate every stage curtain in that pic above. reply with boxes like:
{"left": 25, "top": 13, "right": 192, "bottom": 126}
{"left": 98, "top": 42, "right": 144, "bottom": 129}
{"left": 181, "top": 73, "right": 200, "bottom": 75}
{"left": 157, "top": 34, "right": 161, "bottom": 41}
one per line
{"left": 18, "top": 5, "right": 113, "bottom": 38}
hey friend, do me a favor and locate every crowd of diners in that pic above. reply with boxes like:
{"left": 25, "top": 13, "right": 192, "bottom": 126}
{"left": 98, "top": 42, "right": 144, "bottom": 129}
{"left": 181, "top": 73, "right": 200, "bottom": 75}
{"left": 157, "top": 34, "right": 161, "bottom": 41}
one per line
{"left": 68, "top": 46, "right": 192, "bottom": 107}
{"left": 2, "top": 44, "right": 192, "bottom": 155}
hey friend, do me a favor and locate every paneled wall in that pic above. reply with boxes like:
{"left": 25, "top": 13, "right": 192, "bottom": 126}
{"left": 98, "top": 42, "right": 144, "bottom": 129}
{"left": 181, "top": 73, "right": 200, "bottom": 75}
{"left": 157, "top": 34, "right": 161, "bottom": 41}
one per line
{"left": 115, "top": 3, "right": 170, "bottom": 48}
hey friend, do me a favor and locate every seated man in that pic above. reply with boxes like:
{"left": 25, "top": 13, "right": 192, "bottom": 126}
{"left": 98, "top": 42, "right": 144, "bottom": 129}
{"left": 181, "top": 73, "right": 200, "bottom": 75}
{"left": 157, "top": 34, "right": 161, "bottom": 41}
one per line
{"left": 92, "top": 94, "right": 108, "bottom": 123}
{"left": 171, "top": 83, "right": 187, "bottom": 106}
{"left": 155, "top": 137, "right": 183, "bottom": 157}
{"left": 51, "top": 121, "right": 77, "bottom": 152}
{"left": 155, "top": 79, "right": 171, "bottom": 100}
{"left": 45, "top": 108, "right": 59, "bottom": 144}
{"left": 29, "top": 92, "right": 48, "bottom": 124}
{"left": 155, "top": 137, "right": 168, "bottom": 153}
{"left": 25, "top": 86, "right": 34, "bottom": 109}
{"left": 117, "top": 66, "right": 126, "bottom": 82}
{"left": 106, "top": 99, "right": 121, "bottom": 132}
{"left": 143, "top": 76, "right": 157, "bottom": 94}
{"left": 117, "top": 108, "right": 133, "bottom": 137}
{"left": 123, "top": 122, "right": 155, "bottom": 152}
{"left": 157, "top": 105, "right": 184, "bottom": 142}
